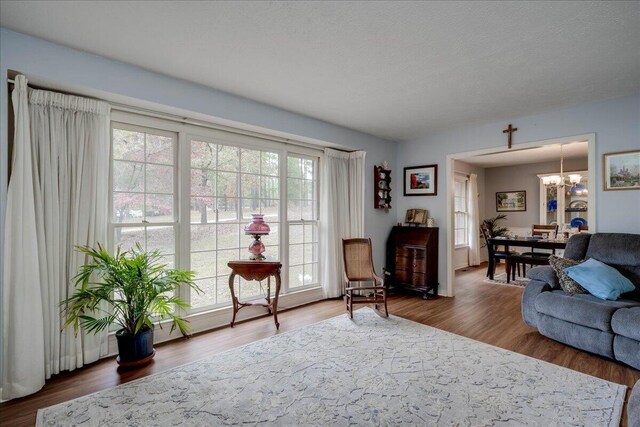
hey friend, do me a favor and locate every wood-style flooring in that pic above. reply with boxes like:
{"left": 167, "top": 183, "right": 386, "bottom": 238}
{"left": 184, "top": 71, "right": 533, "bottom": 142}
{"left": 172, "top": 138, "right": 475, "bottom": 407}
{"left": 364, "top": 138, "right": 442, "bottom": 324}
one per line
{"left": 2, "top": 264, "right": 638, "bottom": 426}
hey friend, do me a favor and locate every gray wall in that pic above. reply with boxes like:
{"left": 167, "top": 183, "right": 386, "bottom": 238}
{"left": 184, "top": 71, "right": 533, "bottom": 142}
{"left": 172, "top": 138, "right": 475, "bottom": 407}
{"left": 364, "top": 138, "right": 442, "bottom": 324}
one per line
{"left": 484, "top": 158, "right": 588, "bottom": 228}
{"left": 396, "top": 94, "right": 640, "bottom": 293}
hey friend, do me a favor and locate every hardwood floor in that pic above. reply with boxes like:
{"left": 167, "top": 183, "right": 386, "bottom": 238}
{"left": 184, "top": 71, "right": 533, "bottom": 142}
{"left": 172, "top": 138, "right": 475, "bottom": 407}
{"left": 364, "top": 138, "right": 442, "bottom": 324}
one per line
{"left": 2, "top": 264, "right": 638, "bottom": 426}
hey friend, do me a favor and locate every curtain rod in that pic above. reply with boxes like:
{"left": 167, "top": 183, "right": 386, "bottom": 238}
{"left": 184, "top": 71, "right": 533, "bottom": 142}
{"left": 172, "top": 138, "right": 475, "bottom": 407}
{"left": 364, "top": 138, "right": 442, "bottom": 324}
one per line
{"left": 8, "top": 77, "right": 360, "bottom": 153}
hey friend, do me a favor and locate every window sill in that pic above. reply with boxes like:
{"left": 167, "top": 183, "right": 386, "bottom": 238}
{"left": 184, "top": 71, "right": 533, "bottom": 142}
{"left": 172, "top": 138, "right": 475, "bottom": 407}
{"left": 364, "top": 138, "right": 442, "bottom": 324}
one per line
{"left": 455, "top": 244, "right": 469, "bottom": 250}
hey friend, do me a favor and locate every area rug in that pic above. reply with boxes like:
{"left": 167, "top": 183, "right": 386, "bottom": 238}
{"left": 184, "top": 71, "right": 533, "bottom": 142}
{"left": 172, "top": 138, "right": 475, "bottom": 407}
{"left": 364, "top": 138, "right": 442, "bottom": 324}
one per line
{"left": 484, "top": 272, "right": 531, "bottom": 288}
{"left": 37, "top": 308, "right": 625, "bottom": 426}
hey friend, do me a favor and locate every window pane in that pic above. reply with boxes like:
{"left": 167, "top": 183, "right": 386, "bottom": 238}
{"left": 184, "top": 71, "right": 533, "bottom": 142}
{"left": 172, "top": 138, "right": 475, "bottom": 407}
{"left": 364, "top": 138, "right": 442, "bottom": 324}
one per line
{"left": 304, "top": 243, "right": 318, "bottom": 263}
{"left": 259, "top": 222, "right": 279, "bottom": 246}
{"left": 261, "top": 176, "right": 279, "bottom": 199}
{"left": 146, "top": 164, "right": 173, "bottom": 194}
{"left": 239, "top": 279, "right": 263, "bottom": 300}
{"left": 241, "top": 198, "right": 261, "bottom": 219}
{"left": 191, "top": 169, "right": 215, "bottom": 197}
{"left": 217, "top": 171, "right": 238, "bottom": 198}
{"left": 113, "top": 129, "right": 144, "bottom": 162}
{"left": 191, "top": 140, "right": 216, "bottom": 169}
{"left": 302, "top": 180, "right": 313, "bottom": 200}
{"left": 288, "top": 199, "right": 302, "bottom": 221}
{"left": 289, "top": 243, "right": 304, "bottom": 266}
{"left": 287, "top": 157, "right": 302, "bottom": 178}
{"left": 289, "top": 224, "right": 303, "bottom": 245}
{"left": 287, "top": 178, "right": 302, "bottom": 200}
{"left": 146, "top": 134, "right": 173, "bottom": 165}
{"left": 304, "top": 263, "right": 318, "bottom": 285}
{"left": 301, "top": 200, "right": 315, "bottom": 220}
{"left": 217, "top": 145, "right": 239, "bottom": 171}
{"left": 114, "top": 226, "right": 145, "bottom": 252}
{"left": 192, "top": 278, "right": 217, "bottom": 308}
{"left": 303, "top": 224, "right": 317, "bottom": 243}
{"left": 261, "top": 199, "right": 280, "bottom": 222}
{"left": 190, "top": 197, "right": 216, "bottom": 224}
{"left": 217, "top": 223, "right": 239, "bottom": 249}
{"left": 455, "top": 229, "right": 466, "bottom": 245}
{"left": 146, "top": 225, "right": 175, "bottom": 256}
{"left": 289, "top": 265, "right": 304, "bottom": 288}
{"left": 113, "top": 192, "right": 144, "bottom": 223}
{"left": 191, "top": 251, "right": 216, "bottom": 278}
{"left": 113, "top": 161, "right": 144, "bottom": 192}
{"left": 191, "top": 224, "right": 216, "bottom": 251}
{"left": 146, "top": 194, "right": 173, "bottom": 222}
{"left": 216, "top": 249, "right": 239, "bottom": 276}
{"left": 217, "top": 276, "right": 232, "bottom": 304}
{"left": 262, "top": 152, "right": 279, "bottom": 176}
{"left": 263, "top": 245, "right": 279, "bottom": 262}
{"left": 217, "top": 198, "right": 238, "bottom": 222}
{"left": 240, "top": 174, "right": 260, "bottom": 198}
{"left": 241, "top": 149, "right": 261, "bottom": 174}
{"left": 302, "top": 159, "right": 314, "bottom": 179}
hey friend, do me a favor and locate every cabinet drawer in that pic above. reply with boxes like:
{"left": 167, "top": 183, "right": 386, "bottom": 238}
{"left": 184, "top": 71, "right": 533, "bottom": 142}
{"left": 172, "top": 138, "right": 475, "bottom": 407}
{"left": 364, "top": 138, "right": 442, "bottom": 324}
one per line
{"left": 395, "top": 256, "right": 427, "bottom": 274}
{"left": 396, "top": 246, "right": 426, "bottom": 260}
{"left": 394, "top": 270, "right": 427, "bottom": 287}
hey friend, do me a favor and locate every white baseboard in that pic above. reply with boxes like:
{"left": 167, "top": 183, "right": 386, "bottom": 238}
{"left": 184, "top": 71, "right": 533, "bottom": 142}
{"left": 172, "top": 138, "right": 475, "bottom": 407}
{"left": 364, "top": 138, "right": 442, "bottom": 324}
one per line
{"left": 105, "top": 286, "right": 324, "bottom": 357}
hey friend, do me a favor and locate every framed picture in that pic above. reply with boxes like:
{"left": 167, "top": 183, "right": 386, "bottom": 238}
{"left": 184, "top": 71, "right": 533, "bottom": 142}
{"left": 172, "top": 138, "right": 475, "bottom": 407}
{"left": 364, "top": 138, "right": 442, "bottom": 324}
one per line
{"left": 603, "top": 150, "right": 640, "bottom": 191}
{"left": 404, "top": 208, "right": 428, "bottom": 225}
{"left": 404, "top": 164, "right": 438, "bottom": 196}
{"left": 496, "top": 190, "right": 526, "bottom": 212}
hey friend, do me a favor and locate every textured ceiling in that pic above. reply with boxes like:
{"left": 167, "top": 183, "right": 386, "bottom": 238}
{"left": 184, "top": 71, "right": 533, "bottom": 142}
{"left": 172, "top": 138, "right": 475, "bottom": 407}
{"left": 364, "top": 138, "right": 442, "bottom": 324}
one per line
{"left": 1, "top": 1, "right": 639, "bottom": 141}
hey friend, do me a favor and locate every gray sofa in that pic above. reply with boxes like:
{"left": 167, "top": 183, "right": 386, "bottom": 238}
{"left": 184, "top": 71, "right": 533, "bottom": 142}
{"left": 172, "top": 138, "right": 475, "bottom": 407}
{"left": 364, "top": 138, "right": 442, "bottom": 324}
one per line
{"left": 522, "top": 233, "right": 640, "bottom": 370}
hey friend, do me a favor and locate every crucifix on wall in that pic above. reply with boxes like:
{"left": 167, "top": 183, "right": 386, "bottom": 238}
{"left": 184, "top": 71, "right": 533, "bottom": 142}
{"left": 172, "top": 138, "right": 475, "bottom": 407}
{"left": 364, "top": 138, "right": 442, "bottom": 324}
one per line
{"left": 502, "top": 124, "right": 518, "bottom": 149}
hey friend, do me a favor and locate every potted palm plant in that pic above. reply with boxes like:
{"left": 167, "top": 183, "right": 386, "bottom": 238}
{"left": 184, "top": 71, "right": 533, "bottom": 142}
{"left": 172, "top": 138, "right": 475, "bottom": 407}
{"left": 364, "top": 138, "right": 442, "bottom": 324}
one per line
{"left": 62, "top": 243, "right": 200, "bottom": 366}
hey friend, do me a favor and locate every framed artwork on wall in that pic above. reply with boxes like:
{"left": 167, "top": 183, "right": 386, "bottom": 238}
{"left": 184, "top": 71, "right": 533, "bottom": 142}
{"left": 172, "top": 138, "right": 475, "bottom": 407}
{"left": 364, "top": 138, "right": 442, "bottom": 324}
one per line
{"left": 404, "top": 164, "right": 437, "bottom": 196}
{"left": 404, "top": 208, "right": 428, "bottom": 225}
{"left": 496, "top": 190, "right": 526, "bottom": 212}
{"left": 603, "top": 150, "right": 640, "bottom": 191}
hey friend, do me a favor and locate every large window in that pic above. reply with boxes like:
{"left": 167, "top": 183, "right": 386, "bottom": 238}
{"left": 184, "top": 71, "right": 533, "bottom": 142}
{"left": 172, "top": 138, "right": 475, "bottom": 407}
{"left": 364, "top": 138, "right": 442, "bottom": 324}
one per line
{"left": 110, "top": 117, "right": 322, "bottom": 313}
{"left": 454, "top": 175, "right": 468, "bottom": 247}
{"left": 111, "top": 123, "right": 177, "bottom": 267}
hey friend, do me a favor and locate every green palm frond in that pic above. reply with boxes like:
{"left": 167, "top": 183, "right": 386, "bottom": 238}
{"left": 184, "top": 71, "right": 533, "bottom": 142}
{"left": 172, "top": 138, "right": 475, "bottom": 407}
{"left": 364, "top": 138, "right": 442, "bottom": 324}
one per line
{"left": 61, "top": 243, "right": 201, "bottom": 337}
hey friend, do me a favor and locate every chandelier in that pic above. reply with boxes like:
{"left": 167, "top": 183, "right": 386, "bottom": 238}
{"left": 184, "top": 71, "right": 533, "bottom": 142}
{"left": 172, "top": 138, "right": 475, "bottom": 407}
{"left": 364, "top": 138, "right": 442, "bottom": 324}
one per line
{"left": 541, "top": 144, "right": 582, "bottom": 188}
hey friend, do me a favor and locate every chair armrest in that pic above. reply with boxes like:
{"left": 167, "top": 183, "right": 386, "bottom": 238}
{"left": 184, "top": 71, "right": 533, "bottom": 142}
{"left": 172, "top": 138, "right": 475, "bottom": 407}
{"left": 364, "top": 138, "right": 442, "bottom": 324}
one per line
{"left": 521, "top": 279, "right": 554, "bottom": 328}
{"left": 526, "top": 265, "right": 559, "bottom": 289}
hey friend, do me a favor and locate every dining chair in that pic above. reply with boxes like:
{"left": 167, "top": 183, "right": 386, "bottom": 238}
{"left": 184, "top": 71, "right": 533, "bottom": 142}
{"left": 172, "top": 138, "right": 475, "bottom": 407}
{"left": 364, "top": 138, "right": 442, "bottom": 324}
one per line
{"left": 342, "top": 238, "right": 388, "bottom": 319}
{"left": 506, "top": 224, "right": 558, "bottom": 282}
{"left": 532, "top": 224, "right": 559, "bottom": 238}
{"left": 481, "top": 224, "right": 519, "bottom": 280}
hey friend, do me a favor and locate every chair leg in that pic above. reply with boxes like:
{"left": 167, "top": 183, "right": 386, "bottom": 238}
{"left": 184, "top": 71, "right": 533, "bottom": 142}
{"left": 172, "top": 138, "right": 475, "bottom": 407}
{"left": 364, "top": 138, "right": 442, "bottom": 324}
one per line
{"left": 506, "top": 259, "right": 511, "bottom": 283}
{"left": 383, "top": 293, "right": 389, "bottom": 317}
{"left": 349, "top": 297, "right": 353, "bottom": 319}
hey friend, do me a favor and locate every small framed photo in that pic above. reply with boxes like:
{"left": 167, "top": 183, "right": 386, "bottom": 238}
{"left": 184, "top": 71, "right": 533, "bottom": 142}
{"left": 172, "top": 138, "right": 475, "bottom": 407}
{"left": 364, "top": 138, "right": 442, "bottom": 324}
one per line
{"left": 496, "top": 190, "right": 526, "bottom": 212}
{"left": 404, "top": 208, "right": 428, "bottom": 225}
{"left": 404, "top": 164, "right": 438, "bottom": 196}
{"left": 603, "top": 150, "right": 640, "bottom": 191}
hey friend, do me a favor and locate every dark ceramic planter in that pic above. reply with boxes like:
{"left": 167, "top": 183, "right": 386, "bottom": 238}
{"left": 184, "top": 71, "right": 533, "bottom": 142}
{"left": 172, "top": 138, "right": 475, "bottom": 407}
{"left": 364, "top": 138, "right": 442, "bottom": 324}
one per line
{"left": 115, "top": 326, "right": 154, "bottom": 364}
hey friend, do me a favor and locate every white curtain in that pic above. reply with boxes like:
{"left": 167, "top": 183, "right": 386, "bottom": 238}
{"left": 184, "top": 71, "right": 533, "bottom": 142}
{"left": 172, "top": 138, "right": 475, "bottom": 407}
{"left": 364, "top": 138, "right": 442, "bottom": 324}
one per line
{"left": 320, "top": 148, "right": 366, "bottom": 298}
{"left": 467, "top": 173, "right": 481, "bottom": 266}
{"left": 2, "top": 76, "right": 110, "bottom": 400}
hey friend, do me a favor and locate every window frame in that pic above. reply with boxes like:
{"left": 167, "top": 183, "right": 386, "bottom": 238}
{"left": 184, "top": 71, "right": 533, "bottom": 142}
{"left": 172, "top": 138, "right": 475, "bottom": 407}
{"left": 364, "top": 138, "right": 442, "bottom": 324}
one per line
{"left": 109, "top": 110, "right": 323, "bottom": 315}
{"left": 454, "top": 174, "right": 469, "bottom": 249}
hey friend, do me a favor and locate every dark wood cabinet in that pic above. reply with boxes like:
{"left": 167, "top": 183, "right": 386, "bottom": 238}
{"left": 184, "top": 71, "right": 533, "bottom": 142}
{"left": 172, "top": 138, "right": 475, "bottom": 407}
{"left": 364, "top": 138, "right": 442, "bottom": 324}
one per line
{"left": 385, "top": 226, "right": 439, "bottom": 299}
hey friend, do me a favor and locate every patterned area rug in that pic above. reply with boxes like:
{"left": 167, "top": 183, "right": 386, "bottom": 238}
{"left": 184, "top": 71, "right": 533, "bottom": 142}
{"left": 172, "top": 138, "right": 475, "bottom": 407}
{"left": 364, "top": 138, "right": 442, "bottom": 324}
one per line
{"left": 37, "top": 308, "right": 625, "bottom": 426}
{"left": 484, "top": 272, "right": 531, "bottom": 288}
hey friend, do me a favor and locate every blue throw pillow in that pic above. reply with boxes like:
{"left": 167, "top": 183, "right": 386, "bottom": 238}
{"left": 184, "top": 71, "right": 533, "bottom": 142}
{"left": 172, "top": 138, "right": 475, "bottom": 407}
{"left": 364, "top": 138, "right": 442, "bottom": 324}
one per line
{"left": 564, "top": 258, "right": 635, "bottom": 300}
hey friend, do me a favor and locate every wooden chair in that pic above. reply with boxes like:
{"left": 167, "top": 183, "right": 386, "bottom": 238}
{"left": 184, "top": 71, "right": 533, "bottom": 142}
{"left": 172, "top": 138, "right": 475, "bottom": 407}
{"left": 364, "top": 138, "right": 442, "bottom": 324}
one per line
{"left": 481, "top": 224, "right": 519, "bottom": 280}
{"left": 342, "top": 238, "right": 388, "bottom": 319}
{"left": 507, "top": 224, "right": 558, "bottom": 282}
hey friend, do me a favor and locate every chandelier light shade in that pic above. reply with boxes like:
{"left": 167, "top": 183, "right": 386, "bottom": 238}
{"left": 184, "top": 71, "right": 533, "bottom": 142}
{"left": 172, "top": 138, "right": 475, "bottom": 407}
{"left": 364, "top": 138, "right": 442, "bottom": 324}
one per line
{"left": 568, "top": 174, "right": 582, "bottom": 185}
{"left": 542, "top": 145, "right": 582, "bottom": 189}
{"left": 244, "top": 214, "right": 270, "bottom": 260}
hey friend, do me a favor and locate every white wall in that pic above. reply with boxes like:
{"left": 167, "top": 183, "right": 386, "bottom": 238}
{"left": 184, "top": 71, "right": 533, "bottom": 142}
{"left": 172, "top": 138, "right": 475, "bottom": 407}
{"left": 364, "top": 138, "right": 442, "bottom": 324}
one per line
{"left": 396, "top": 94, "right": 640, "bottom": 294}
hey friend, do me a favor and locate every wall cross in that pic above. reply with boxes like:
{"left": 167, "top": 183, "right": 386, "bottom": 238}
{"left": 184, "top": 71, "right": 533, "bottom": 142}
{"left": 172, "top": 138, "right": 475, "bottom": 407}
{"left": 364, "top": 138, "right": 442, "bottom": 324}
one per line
{"left": 502, "top": 124, "right": 518, "bottom": 149}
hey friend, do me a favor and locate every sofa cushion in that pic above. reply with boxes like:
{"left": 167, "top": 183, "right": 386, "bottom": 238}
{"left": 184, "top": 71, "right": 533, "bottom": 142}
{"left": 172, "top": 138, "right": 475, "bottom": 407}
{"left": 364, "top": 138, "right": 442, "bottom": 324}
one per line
{"left": 537, "top": 314, "right": 615, "bottom": 359}
{"left": 534, "top": 290, "right": 640, "bottom": 332}
{"left": 565, "top": 258, "right": 636, "bottom": 300}
{"left": 585, "top": 234, "right": 640, "bottom": 299}
{"left": 611, "top": 307, "right": 640, "bottom": 341}
{"left": 548, "top": 255, "right": 587, "bottom": 296}
{"left": 563, "top": 233, "right": 591, "bottom": 260}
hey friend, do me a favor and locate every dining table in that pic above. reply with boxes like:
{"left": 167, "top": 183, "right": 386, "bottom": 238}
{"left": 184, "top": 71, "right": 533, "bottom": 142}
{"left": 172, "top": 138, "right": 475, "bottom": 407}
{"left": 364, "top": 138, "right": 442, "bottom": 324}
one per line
{"left": 486, "top": 236, "right": 568, "bottom": 280}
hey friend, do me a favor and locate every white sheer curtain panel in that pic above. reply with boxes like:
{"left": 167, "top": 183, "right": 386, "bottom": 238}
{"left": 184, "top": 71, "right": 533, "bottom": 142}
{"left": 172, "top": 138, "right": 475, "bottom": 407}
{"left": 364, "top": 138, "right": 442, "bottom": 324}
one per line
{"left": 2, "top": 76, "right": 111, "bottom": 400}
{"left": 2, "top": 75, "right": 46, "bottom": 399}
{"left": 320, "top": 148, "right": 366, "bottom": 298}
{"left": 468, "top": 173, "right": 481, "bottom": 266}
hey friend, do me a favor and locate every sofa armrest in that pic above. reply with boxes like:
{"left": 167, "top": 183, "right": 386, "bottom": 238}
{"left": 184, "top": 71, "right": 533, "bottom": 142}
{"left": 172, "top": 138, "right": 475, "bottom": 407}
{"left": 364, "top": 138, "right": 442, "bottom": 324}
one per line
{"left": 521, "top": 279, "right": 553, "bottom": 328}
{"left": 526, "top": 265, "right": 560, "bottom": 289}
{"left": 629, "top": 380, "right": 640, "bottom": 427}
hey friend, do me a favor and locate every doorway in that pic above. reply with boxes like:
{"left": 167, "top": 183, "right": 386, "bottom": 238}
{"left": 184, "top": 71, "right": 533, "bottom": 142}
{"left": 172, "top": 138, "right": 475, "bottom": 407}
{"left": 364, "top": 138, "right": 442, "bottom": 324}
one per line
{"left": 445, "top": 134, "right": 596, "bottom": 297}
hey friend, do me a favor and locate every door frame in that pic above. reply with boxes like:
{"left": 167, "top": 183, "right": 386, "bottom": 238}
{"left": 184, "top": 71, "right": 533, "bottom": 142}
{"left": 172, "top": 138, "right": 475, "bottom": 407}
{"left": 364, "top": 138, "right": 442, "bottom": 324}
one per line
{"left": 445, "top": 133, "right": 596, "bottom": 297}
